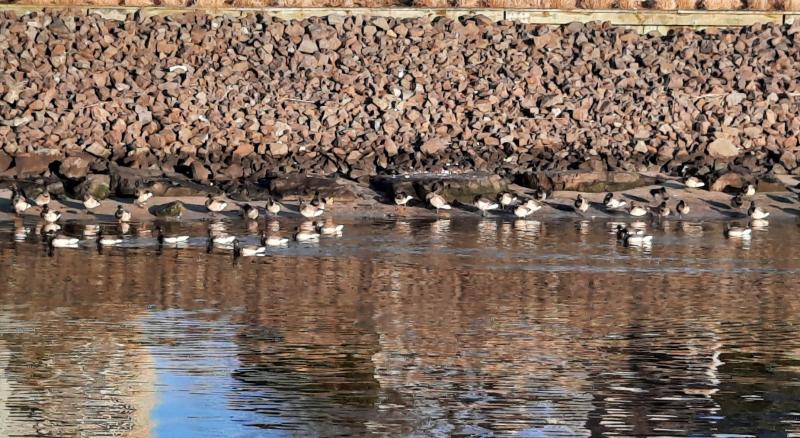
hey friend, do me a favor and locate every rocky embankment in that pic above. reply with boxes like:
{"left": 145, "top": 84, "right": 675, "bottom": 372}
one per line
{"left": 1, "top": 11, "right": 800, "bottom": 201}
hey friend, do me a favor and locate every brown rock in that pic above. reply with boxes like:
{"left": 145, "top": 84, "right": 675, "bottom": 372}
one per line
{"left": 421, "top": 137, "right": 449, "bottom": 155}
{"left": 59, "top": 156, "right": 90, "bottom": 179}
{"left": 707, "top": 137, "right": 739, "bottom": 161}
{"left": 14, "top": 153, "right": 59, "bottom": 177}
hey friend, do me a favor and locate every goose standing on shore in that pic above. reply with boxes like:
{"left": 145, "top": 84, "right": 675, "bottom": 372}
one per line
{"left": 12, "top": 187, "right": 31, "bottom": 215}
{"left": 523, "top": 198, "right": 543, "bottom": 214}
{"left": 299, "top": 200, "right": 324, "bottom": 218}
{"left": 205, "top": 194, "right": 227, "bottom": 215}
{"left": 650, "top": 187, "right": 669, "bottom": 201}
{"left": 136, "top": 189, "right": 153, "bottom": 207}
{"left": 534, "top": 188, "right": 549, "bottom": 202}
{"left": 514, "top": 204, "right": 534, "bottom": 218}
{"left": 426, "top": 191, "right": 451, "bottom": 214}
{"left": 266, "top": 197, "right": 281, "bottom": 215}
{"left": 603, "top": 193, "right": 627, "bottom": 210}
{"left": 115, "top": 205, "right": 131, "bottom": 223}
{"left": 685, "top": 176, "right": 705, "bottom": 189}
{"left": 473, "top": 195, "right": 499, "bottom": 216}
{"left": 628, "top": 202, "right": 648, "bottom": 217}
{"left": 240, "top": 203, "right": 259, "bottom": 221}
{"left": 395, "top": 191, "right": 413, "bottom": 207}
{"left": 748, "top": 201, "right": 769, "bottom": 220}
{"left": 574, "top": 195, "right": 589, "bottom": 214}
{"left": 32, "top": 189, "right": 50, "bottom": 208}
{"left": 741, "top": 183, "right": 756, "bottom": 197}
{"left": 676, "top": 200, "right": 690, "bottom": 217}
{"left": 657, "top": 201, "right": 671, "bottom": 218}
{"left": 498, "top": 192, "right": 517, "bottom": 210}
{"left": 731, "top": 194, "right": 744, "bottom": 209}
{"left": 83, "top": 194, "right": 101, "bottom": 214}
{"left": 40, "top": 205, "right": 61, "bottom": 223}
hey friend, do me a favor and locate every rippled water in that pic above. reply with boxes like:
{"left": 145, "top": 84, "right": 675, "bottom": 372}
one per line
{"left": 1, "top": 217, "right": 800, "bottom": 437}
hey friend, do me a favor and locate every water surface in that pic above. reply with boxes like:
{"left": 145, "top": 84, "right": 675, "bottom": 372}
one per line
{"left": 1, "top": 218, "right": 799, "bottom": 437}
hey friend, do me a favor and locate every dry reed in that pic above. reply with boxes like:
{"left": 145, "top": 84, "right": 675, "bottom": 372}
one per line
{"left": 578, "top": 0, "right": 616, "bottom": 8}
{"left": 702, "top": 0, "right": 743, "bottom": 8}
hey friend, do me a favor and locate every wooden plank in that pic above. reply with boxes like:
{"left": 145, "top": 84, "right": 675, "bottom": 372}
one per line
{"left": 506, "top": 9, "right": 782, "bottom": 26}
{"left": 0, "top": 4, "right": 784, "bottom": 27}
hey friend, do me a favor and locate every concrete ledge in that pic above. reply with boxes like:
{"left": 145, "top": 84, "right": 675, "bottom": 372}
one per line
{"left": 0, "top": 5, "right": 791, "bottom": 29}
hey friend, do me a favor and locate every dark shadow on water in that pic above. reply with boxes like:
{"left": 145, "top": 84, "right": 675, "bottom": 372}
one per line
{"left": 549, "top": 203, "right": 574, "bottom": 213}
{"left": 708, "top": 206, "right": 746, "bottom": 219}
{"left": 60, "top": 199, "right": 84, "bottom": 210}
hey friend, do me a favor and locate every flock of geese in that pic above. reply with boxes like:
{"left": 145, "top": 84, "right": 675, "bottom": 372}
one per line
{"left": 409, "top": 180, "right": 774, "bottom": 243}
{"left": 4, "top": 175, "right": 792, "bottom": 254}
{"left": 8, "top": 184, "right": 342, "bottom": 257}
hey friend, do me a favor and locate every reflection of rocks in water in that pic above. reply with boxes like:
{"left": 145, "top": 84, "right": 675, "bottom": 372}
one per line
{"left": 1, "top": 221, "right": 800, "bottom": 434}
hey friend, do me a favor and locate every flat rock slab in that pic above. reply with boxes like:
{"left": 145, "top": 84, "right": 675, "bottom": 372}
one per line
{"left": 372, "top": 173, "right": 507, "bottom": 204}
{"left": 518, "top": 171, "right": 658, "bottom": 193}
{"left": 266, "top": 175, "right": 358, "bottom": 202}
{"left": 149, "top": 200, "right": 186, "bottom": 218}
{"left": 143, "top": 179, "right": 220, "bottom": 198}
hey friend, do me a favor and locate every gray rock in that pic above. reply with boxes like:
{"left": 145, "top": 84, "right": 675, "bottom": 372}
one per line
{"left": 149, "top": 200, "right": 185, "bottom": 218}
{"left": 707, "top": 137, "right": 739, "bottom": 161}
{"left": 74, "top": 174, "right": 111, "bottom": 200}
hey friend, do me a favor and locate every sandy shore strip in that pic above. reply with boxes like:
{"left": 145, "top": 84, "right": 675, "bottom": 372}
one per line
{"left": 1, "top": 181, "right": 798, "bottom": 224}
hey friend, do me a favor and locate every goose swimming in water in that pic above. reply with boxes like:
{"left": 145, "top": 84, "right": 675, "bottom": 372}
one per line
{"left": 615, "top": 225, "right": 627, "bottom": 241}
{"left": 260, "top": 231, "right": 289, "bottom": 246}
{"left": 240, "top": 203, "right": 259, "bottom": 221}
{"left": 426, "top": 192, "right": 451, "bottom": 213}
{"left": 157, "top": 226, "right": 190, "bottom": 245}
{"left": 40, "top": 205, "right": 61, "bottom": 223}
{"left": 266, "top": 197, "right": 281, "bottom": 215}
{"left": 620, "top": 228, "right": 654, "bottom": 247}
{"left": 115, "top": 205, "right": 131, "bottom": 223}
{"left": 498, "top": 192, "right": 518, "bottom": 209}
{"left": 208, "top": 229, "right": 236, "bottom": 246}
{"left": 685, "top": 176, "right": 705, "bottom": 189}
{"left": 97, "top": 230, "right": 123, "bottom": 247}
{"left": 83, "top": 194, "right": 101, "bottom": 214}
{"left": 299, "top": 200, "right": 325, "bottom": 218}
{"left": 676, "top": 200, "right": 690, "bottom": 217}
{"left": 628, "top": 202, "right": 648, "bottom": 217}
{"left": 574, "top": 195, "right": 589, "bottom": 214}
{"left": 603, "top": 193, "right": 627, "bottom": 210}
{"left": 724, "top": 223, "right": 751, "bottom": 238}
{"left": 747, "top": 201, "right": 769, "bottom": 220}
{"left": 232, "top": 238, "right": 266, "bottom": 257}
{"left": 135, "top": 189, "right": 153, "bottom": 207}
{"left": 315, "top": 220, "right": 344, "bottom": 236}
{"left": 473, "top": 195, "right": 499, "bottom": 215}
{"left": 293, "top": 226, "right": 320, "bottom": 242}
{"left": 205, "top": 194, "right": 228, "bottom": 214}
{"left": 46, "top": 232, "right": 79, "bottom": 248}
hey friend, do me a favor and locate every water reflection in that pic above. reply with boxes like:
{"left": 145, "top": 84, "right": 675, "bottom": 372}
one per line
{"left": 0, "top": 219, "right": 799, "bottom": 436}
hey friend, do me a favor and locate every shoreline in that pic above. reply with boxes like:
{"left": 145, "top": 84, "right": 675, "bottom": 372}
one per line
{"left": 2, "top": 180, "right": 799, "bottom": 225}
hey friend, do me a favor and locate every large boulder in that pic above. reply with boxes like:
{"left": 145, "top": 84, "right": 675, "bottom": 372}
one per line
{"left": 707, "top": 137, "right": 740, "bottom": 161}
{"left": 74, "top": 174, "right": 111, "bottom": 200}
{"left": 58, "top": 156, "right": 91, "bottom": 180}
{"left": 14, "top": 152, "right": 60, "bottom": 177}
{"left": 372, "top": 173, "right": 507, "bottom": 204}
{"left": 149, "top": 200, "right": 185, "bottom": 218}
{"left": 518, "top": 171, "right": 657, "bottom": 193}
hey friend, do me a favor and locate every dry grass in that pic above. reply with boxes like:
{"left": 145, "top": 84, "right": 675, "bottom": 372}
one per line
{"left": 783, "top": 0, "right": 800, "bottom": 8}
{"left": 745, "top": 0, "right": 771, "bottom": 8}
{"left": 578, "top": 0, "right": 615, "bottom": 7}
{"left": 702, "top": 0, "right": 743, "bottom": 8}
{"left": 675, "top": 0, "right": 698, "bottom": 7}
{"left": 648, "top": 0, "right": 677, "bottom": 8}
